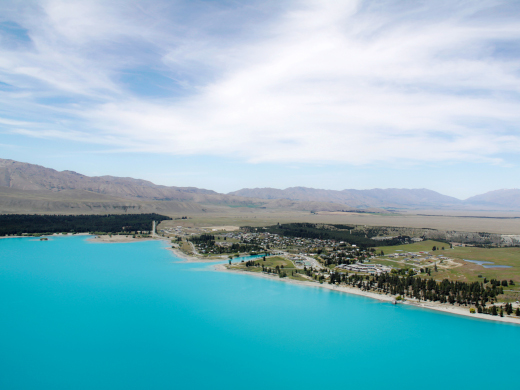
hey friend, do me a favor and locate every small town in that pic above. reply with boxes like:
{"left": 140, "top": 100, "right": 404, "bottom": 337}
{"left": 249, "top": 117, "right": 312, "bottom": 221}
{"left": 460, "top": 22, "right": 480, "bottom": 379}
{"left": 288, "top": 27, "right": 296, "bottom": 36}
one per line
{"left": 163, "top": 225, "right": 476, "bottom": 280}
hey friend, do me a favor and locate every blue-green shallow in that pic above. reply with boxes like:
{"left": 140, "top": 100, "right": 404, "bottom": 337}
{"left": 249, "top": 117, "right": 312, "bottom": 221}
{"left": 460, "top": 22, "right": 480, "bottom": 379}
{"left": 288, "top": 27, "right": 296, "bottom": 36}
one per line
{"left": 1, "top": 236, "right": 518, "bottom": 390}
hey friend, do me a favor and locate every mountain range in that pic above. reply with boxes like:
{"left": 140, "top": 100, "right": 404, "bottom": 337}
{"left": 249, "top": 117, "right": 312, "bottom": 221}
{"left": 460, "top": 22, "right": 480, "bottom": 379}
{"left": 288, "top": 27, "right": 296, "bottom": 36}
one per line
{"left": 229, "top": 187, "right": 520, "bottom": 210}
{"left": 228, "top": 187, "right": 461, "bottom": 209}
{"left": 0, "top": 159, "right": 353, "bottom": 214}
{"left": 0, "top": 158, "right": 518, "bottom": 213}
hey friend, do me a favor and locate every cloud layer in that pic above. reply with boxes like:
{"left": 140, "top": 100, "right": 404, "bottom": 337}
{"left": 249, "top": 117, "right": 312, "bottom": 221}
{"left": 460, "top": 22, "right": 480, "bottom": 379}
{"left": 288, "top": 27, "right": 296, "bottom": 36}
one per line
{"left": 1, "top": 0, "right": 520, "bottom": 166}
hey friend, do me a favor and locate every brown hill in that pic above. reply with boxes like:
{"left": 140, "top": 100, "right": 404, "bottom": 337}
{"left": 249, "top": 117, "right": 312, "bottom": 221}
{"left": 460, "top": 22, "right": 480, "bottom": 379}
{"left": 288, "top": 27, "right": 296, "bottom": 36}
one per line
{"left": 229, "top": 186, "right": 462, "bottom": 209}
{"left": 0, "top": 158, "right": 217, "bottom": 201}
{"left": 0, "top": 159, "right": 353, "bottom": 214}
{"left": 4, "top": 158, "right": 516, "bottom": 214}
{"left": 465, "top": 189, "right": 520, "bottom": 210}
{"left": 0, "top": 186, "right": 209, "bottom": 214}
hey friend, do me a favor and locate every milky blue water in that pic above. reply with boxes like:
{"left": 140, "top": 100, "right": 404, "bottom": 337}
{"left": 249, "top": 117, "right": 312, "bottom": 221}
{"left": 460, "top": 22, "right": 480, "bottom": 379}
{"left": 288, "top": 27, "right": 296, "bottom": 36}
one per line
{"left": 1, "top": 236, "right": 519, "bottom": 390}
{"left": 464, "top": 259, "right": 512, "bottom": 268}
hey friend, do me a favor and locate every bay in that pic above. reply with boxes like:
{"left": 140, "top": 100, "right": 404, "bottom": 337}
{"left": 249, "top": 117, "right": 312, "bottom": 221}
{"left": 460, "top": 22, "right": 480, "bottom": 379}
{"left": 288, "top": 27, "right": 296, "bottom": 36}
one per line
{"left": 1, "top": 236, "right": 518, "bottom": 390}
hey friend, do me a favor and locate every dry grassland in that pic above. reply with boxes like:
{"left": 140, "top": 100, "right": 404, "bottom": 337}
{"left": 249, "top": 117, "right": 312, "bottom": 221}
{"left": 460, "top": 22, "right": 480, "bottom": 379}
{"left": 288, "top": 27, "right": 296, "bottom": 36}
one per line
{"left": 161, "top": 207, "right": 520, "bottom": 235}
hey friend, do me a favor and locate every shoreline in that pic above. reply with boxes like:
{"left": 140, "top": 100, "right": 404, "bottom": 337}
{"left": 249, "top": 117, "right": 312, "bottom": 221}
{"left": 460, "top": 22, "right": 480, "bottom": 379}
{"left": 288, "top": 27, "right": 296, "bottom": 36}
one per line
{"left": 6, "top": 234, "right": 518, "bottom": 325}
{"left": 1, "top": 232, "right": 92, "bottom": 239}
{"left": 167, "top": 246, "right": 229, "bottom": 263}
{"left": 215, "top": 264, "right": 520, "bottom": 326}
{"left": 87, "top": 235, "right": 158, "bottom": 244}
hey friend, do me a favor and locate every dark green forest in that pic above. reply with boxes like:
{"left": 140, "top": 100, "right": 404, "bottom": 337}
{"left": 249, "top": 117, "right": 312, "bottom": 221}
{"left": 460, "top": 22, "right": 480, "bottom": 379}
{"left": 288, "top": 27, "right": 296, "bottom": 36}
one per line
{"left": 188, "top": 234, "right": 264, "bottom": 254}
{"left": 261, "top": 223, "right": 409, "bottom": 248}
{"left": 334, "top": 272, "right": 514, "bottom": 316}
{"left": 0, "top": 214, "right": 171, "bottom": 236}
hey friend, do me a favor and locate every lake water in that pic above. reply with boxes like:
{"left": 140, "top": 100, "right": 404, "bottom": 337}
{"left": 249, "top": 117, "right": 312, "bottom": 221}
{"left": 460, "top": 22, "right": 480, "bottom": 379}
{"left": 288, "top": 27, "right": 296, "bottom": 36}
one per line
{"left": 464, "top": 259, "right": 512, "bottom": 268}
{"left": 1, "top": 236, "right": 519, "bottom": 390}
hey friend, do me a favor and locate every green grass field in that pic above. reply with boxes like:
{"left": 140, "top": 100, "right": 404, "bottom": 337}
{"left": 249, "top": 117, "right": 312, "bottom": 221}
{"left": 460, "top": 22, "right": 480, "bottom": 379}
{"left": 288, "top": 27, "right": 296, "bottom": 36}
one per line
{"left": 438, "top": 246, "right": 520, "bottom": 290}
{"left": 444, "top": 246, "right": 520, "bottom": 265}
{"left": 232, "top": 256, "right": 293, "bottom": 268}
{"left": 228, "top": 256, "right": 317, "bottom": 282}
{"left": 368, "top": 258, "right": 416, "bottom": 270}
{"left": 376, "top": 240, "right": 449, "bottom": 254}
{"left": 376, "top": 240, "right": 520, "bottom": 302}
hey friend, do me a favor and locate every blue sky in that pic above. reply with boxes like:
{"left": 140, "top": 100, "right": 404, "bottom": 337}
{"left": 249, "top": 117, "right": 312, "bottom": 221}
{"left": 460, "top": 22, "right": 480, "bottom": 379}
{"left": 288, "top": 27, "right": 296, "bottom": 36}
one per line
{"left": 1, "top": 0, "right": 520, "bottom": 199}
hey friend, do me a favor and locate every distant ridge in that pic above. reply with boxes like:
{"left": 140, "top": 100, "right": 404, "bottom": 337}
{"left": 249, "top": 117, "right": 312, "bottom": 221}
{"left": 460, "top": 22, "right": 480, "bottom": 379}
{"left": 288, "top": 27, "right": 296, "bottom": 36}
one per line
{"left": 0, "top": 158, "right": 217, "bottom": 201}
{"left": 229, "top": 186, "right": 520, "bottom": 211}
{"left": 1, "top": 158, "right": 518, "bottom": 213}
{"left": 229, "top": 186, "right": 462, "bottom": 209}
{"left": 0, "top": 159, "right": 355, "bottom": 214}
{"left": 465, "top": 189, "right": 520, "bottom": 209}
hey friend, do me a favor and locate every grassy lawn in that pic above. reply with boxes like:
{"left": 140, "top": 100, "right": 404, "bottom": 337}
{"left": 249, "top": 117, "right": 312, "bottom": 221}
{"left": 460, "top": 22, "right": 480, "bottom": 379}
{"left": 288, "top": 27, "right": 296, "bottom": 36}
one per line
{"left": 288, "top": 273, "right": 311, "bottom": 282}
{"left": 231, "top": 256, "right": 293, "bottom": 268}
{"left": 180, "top": 240, "right": 193, "bottom": 254}
{"left": 376, "top": 240, "right": 449, "bottom": 254}
{"left": 229, "top": 256, "right": 317, "bottom": 282}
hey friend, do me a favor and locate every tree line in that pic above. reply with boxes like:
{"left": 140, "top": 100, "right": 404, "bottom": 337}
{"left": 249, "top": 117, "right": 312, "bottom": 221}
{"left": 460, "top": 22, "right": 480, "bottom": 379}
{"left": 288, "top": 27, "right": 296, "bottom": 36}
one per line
{"left": 0, "top": 214, "right": 171, "bottom": 236}
{"left": 189, "top": 235, "right": 263, "bottom": 254}
{"left": 331, "top": 272, "right": 512, "bottom": 314}
{"left": 261, "top": 223, "right": 410, "bottom": 248}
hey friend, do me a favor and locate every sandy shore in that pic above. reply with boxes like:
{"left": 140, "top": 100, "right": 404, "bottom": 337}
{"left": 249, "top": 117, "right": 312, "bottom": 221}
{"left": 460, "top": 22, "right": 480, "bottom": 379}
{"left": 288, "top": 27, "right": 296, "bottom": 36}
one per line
{"left": 87, "top": 235, "right": 158, "bottom": 243}
{"left": 215, "top": 264, "right": 520, "bottom": 326}
{"left": 1, "top": 233, "right": 92, "bottom": 239}
{"left": 167, "top": 246, "right": 229, "bottom": 263}
{"left": 88, "top": 235, "right": 228, "bottom": 264}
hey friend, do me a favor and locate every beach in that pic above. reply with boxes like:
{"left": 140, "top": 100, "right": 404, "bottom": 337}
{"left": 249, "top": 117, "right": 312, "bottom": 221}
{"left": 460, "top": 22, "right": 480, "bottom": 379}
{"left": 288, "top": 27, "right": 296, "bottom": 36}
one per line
{"left": 87, "top": 234, "right": 158, "bottom": 243}
{"left": 215, "top": 263, "right": 520, "bottom": 326}
{"left": 167, "top": 247, "right": 228, "bottom": 262}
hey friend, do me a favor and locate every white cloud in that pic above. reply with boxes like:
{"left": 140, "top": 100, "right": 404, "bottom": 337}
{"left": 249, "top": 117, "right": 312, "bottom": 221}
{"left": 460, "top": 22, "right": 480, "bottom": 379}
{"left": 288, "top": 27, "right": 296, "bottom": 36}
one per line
{"left": 1, "top": 0, "right": 520, "bottom": 166}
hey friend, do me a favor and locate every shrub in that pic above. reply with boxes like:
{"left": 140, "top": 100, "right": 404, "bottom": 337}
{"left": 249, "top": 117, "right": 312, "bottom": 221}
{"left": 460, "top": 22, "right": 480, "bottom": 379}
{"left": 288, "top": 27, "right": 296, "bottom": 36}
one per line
{"left": 469, "top": 308, "right": 476, "bottom": 314}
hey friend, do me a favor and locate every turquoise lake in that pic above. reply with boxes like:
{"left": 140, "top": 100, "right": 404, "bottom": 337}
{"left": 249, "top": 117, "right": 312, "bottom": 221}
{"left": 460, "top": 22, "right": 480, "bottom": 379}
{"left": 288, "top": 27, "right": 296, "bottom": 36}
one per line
{"left": 1, "top": 236, "right": 519, "bottom": 389}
